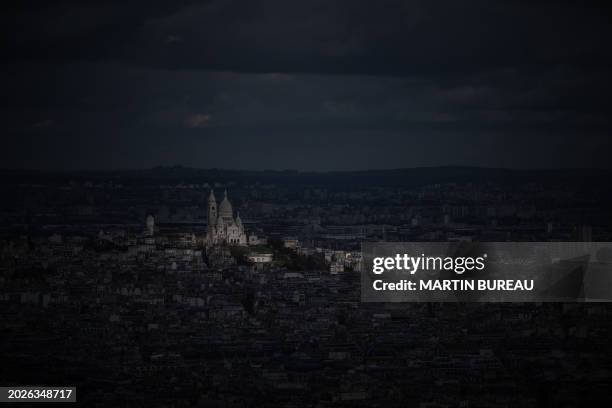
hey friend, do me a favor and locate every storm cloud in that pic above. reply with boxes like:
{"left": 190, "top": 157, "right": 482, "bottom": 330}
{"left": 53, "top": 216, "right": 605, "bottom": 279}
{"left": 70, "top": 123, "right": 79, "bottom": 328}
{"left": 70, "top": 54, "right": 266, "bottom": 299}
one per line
{"left": 2, "top": 0, "right": 612, "bottom": 170}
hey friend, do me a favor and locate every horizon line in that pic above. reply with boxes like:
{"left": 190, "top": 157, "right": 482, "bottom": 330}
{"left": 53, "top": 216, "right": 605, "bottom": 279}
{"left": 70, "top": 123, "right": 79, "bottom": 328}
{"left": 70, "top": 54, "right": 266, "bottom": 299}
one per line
{"left": 0, "top": 165, "right": 610, "bottom": 174}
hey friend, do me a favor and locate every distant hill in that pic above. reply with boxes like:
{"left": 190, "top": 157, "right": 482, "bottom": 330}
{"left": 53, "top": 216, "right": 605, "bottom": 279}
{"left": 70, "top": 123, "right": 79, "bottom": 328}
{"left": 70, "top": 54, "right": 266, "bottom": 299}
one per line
{"left": 0, "top": 166, "right": 610, "bottom": 189}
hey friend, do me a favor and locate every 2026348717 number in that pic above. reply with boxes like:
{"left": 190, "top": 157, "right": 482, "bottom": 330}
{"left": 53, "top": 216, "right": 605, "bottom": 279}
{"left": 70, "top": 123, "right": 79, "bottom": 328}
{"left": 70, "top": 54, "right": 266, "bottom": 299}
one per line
{"left": 0, "top": 387, "right": 76, "bottom": 402}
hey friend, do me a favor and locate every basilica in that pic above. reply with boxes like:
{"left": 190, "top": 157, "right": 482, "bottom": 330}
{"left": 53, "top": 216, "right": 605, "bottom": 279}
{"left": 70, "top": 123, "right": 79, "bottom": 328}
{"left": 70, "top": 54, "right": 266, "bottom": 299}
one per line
{"left": 205, "top": 190, "right": 248, "bottom": 246}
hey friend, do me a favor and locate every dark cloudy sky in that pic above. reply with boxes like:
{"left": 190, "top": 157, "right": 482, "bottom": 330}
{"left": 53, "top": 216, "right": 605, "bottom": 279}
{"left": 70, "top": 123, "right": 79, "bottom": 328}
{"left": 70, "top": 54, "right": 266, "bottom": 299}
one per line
{"left": 2, "top": 0, "right": 612, "bottom": 170}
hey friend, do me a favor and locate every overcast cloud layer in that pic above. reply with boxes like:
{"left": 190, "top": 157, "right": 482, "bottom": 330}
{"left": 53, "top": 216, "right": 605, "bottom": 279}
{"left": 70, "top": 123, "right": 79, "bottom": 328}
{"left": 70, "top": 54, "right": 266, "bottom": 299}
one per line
{"left": 2, "top": 0, "right": 612, "bottom": 170}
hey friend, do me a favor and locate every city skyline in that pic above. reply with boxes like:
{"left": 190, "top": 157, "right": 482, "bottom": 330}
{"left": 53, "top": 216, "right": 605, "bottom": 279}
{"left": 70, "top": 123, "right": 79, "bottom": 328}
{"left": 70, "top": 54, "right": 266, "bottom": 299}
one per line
{"left": 3, "top": 2, "right": 612, "bottom": 406}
